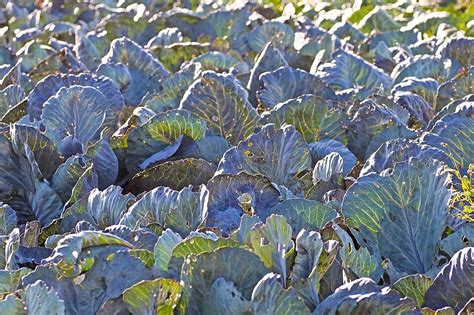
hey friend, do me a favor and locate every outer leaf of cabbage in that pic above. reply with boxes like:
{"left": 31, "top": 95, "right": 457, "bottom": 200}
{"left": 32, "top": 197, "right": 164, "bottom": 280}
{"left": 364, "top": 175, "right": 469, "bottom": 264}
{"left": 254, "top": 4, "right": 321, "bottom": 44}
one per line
{"left": 146, "top": 27, "right": 184, "bottom": 47}
{"left": 206, "top": 173, "right": 281, "bottom": 235}
{"left": 357, "top": 7, "right": 401, "bottom": 33}
{"left": 101, "top": 13, "right": 155, "bottom": 46}
{"left": 0, "top": 134, "right": 63, "bottom": 225}
{"left": 424, "top": 247, "right": 474, "bottom": 312}
{"left": 201, "top": 277, "right": 253, "bottom": 315}
{"left": 51, "top": 155, "right": 94, "bottom": 203}
{"left": 393, "top": 274, "right": 432, "bottom": 308}
{"left": 125, "top": 109, "right": 207, "bottom": 171}
{"left": 436, "top": 37, "right": 474, "bottom": 68}
{"left": 154, "top": 229, "right": 183, "bottom": 276}
{"left": 391, "top": 55, "right": 461, "bottom": 85}
{"left": 143, "top": 68, "right": 197, "bottom": 113}
{"left": 316, "top": 278, "right": 418, "bottom": 314}
{"left": 406, "top": 11, "right": 454, "bottom": 35}
{"left": 436, "top": 66, "right": 474, "bottom": 109}
{"left": 74, "top": 30, "right": 111, "bottom": 71}
{"left": 22, "top": 265, "right": 94, "bottom": 315}
{"left": 393, "top": 91, "right": 434, "bottom": 127}
{"left": 364, "top": 124, "right": 417, "bottom": 159}
{"left": 120, "top": 186, "right": 206, "bottom": 237}
{"left": 428, "top": 96, "right": 473, "bottom": 129}
{"left": 86, "top": 186, "right": 134, "bottom": 228}
{"left": 251, "top": 273, "right": 310, "bottom": 314}
{"left": 86, "top": 134, "right": 118, "bottom": 189}
{"left": 333, "top": 224, "right": 383, "bottom": 282}
{"left": 440, "top": 223, "right": 474, "bottom": 257}
{"left": 260, "top": 199, "right": 337, "bottom": 236}
{"left": 0, "top": 204, "right": 17, "bottom": 235}
{"left": 180, "top": 247, "right": 268, "bottom": 314}
{"left": 149, "top": 42, "right": 210, "bottom": 73}
{"left": 0, "top": 85, "right": 24, "bottom": 116}
{"left": 187, "top": 51, "right": 248, "bottom": 74}
{"left": 361, "top": 139, "right": 452, "bottom": 177}
{"left": 27, "top": 73, "right": 124, "bottom": 124}
{"left": 347, "top": 99, "right": 411, "bottom": 159}
{"left": 368, "top": 30, "right": 418, "bottom": 51}
{"left": 98, "top": 37, "right": 169, "bottom": 106}
{"left": 179, "top": 71, "right": 260, "bottom": 145}
{"left": 250, "top": 215, "right": 293, "bottom": 276}
{"left": 309, "top": 139, "right": 356, "bottom": 177}
{"left": 194, "top": 135, "right": 230, "bottom": 165}
{"left": 79, "top": 251, "right": 154, "bottom": 311}
{"left": 123, "top": 278, "right": 182, "bottom": 315}
{"left": 22, "top": 280, "right": 66, "bottom": 315}
{"left": 11, "top": 124, "right": 63, "bottom": 180}
{"left": 257, "top": 66, "right": 336, "bottom": 110}
{"left": 247, "top": 42, "right": 288, "bottom": 106}
{"left": 125, "top": 158, "right": 216, "bottom": 194}
{"left": 391, "top": 77, "right": 438, "bottom": 106}
{"left": 245, "top": 21, "right": 295, "bottom": 53}
{"left": 41, "top": 86, "right": 107, "bottom": 151}
{"left": 289, "top": 229, "right": 328, "bottom": 309}
{"left": 342, "top": 159, "right": 451, "bottom": 274}
{"left": 421, "top": 109, "right": 474, "bottom": 173}
{"left": 316, "top": 50, "right": 392, "bottom": 93}
{"left": 44, "top": 231, "right": 133, "bottom": 277}
{"left": 262, "top": 94, "right": 347, "bottom": 144}
{"left": 217, "top": 124, "right": 311, "bottom": 188}
{"left": 172, "top": 233, "right": 238, "bottom": 263}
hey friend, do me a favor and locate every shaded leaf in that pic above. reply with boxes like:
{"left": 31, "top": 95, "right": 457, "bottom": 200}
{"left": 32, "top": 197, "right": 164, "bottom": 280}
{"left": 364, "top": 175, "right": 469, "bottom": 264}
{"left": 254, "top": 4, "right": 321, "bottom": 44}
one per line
{"left": 217, "top": 124, "right": 311, "bottom": 188}
{"left": 257, "top": 66, "right": 336, "bottom": 110}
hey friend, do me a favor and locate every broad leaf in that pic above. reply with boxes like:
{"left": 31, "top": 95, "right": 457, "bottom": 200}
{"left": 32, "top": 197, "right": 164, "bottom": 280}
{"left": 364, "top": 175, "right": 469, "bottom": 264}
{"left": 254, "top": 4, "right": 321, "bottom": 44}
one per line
{"left": 262, "top": 94, "right": 347, "bottom": 144}
{"left": 251, "top": 273, "right": 310, "bottom": 314}
{"left": 125, "top": 158, "right": 216, "bottom": 194}
{"left": 247, "top": 42, "right": 288, "bottom": 105}
{"left": 123, "top": 278, "right": 182, "bottom": 315}
{"left": 179, "top": 71, "right": 260, "bottom": 145}
{"left": 392, "top": 55, "right": 461, "bottom": 86}
{"left": 217, "top": 124, "right": 311, "bottom": 188}
{"left": 22, "top": 280, "right": 66, "bottom": 315}
{"left": 98, "top": 37, "right": 170, "bottom": 106}
{"left": 250, "top": 215, "right": 293, "bottom": 278}
{"left": 309, "top": 139, "right": 356, "bottom": 177}
{"left": 437, "top": 37, "right": 474, "bottom": 68}
{"left": 27, "top": 73, "right": 124, "bottom": 124}
{"left": 315, "top": 278, "right": 418, "bottom": 314}
{"left": 436, "top": 67, "right": 474, "bottom": 112}
{"left": 261, "top": 199, "right": 337, "bottom": 236}
{"left": 144, "top": 68, "right": 197, "bottom": 113}
{"left": 206, "top": 173, "right": 281, "bottom": 235}
{"left": 424, "top": 247, "right": 474, "bottom": 312}
{"left": 0, "top": 203, "right": 17, "bottom": 235}
{"left": 45, "top": 231, "right": 133, "bottom": 277}
{"left": 316, "top": 50, "right": 392, "bottom": 93}
{"left": 120, "top": 186, "right": 207, "bottom": 237}
{"left": 125, "top": 109, "right": 207, "bottom": 171}
{"left": 361, "top": 139, "right": 452, "bottom": 177}
{"left": 393, "top": 274, "right": 432, "bottom": 308}
{"left": 421, "top": 109, "right": 474, "bottom": 173}
{"left": 42, "top": 86, "right": 106, "bottom": 154}
{"left": 257, "top": 67, "right": 336, "bottom": 110}
{"left": 342, "top": 159, "right": 451, "bottom": 274}
{"left": 245, "top": 21, "right": 294, "bottom": 53}
{"left": 180, "top": 247, "right": 268, "bottom": 314}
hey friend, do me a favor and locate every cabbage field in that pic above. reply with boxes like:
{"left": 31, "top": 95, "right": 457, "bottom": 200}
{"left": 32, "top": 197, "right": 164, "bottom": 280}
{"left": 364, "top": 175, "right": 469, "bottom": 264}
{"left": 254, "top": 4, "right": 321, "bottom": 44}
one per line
{"left": 0, "top": 0, "right": 473, "bottom": 314}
